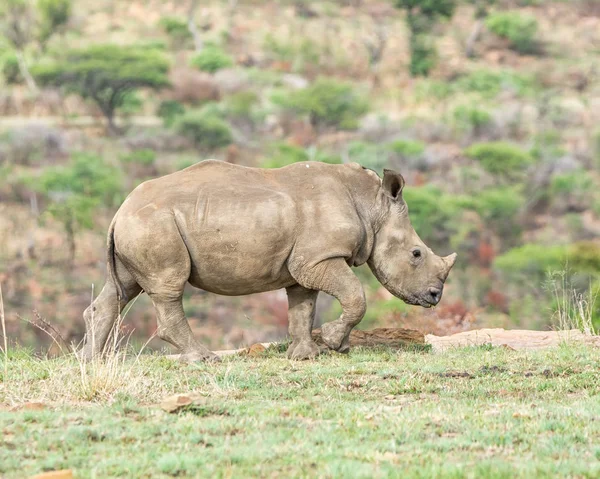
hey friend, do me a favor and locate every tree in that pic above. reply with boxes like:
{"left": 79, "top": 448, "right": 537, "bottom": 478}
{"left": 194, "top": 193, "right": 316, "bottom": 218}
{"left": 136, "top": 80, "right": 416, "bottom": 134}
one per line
{"left": 0, "top": 0, "right": 38, "bottom": 91}
{"left": 0, "top": 0, "right": 72, "bottom": 90}
{"left": 394, "top": 0, "right": 456, "bottom": 76}
{"left": 33, "top": 44, "right": 170, "bottom": 135}
{"left": 465, "top": 0, "right": 495, "bottom": 58}
{"left": 34, "top": 153, "right": 122, "bottom": 265}
{"left": 38, "top": 0, "right": 72, "bottom": 47}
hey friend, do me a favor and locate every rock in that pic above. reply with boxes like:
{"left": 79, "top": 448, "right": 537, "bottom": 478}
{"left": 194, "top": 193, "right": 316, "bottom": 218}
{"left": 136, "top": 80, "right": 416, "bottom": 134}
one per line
{"left": 29, "top": 470, "right": 73, "bottom": 479}
{"left": 10, "top": 402, "right": 48, "bottom": 412}
{"left": 426, "top": 328, "right": 600, "bottom": 353}
{"left": 160, "top": 393, "right": 206, "bottom": 413}
{"left": 312, "top": 327, "right": 424, "bottom": 348}
{"left": 247, "top": 343, "right": 267, "bottom": 357}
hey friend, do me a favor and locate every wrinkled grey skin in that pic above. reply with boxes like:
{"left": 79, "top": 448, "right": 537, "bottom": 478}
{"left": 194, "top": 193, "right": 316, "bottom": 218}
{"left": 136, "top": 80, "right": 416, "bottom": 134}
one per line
{"left": 82, "top": 160, "right": 457, "bottom": 361}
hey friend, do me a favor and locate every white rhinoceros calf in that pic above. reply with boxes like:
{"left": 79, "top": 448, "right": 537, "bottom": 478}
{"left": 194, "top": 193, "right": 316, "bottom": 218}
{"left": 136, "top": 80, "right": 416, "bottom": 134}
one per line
{"left": 83, "top": 160, "right": 456, "bottom": 361}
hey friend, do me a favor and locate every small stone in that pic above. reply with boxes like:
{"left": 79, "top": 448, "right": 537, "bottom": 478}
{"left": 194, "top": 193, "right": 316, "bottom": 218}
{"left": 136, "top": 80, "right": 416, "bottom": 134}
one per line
{"left": 10, "top": 402, "right": 47, "bottom": 412}
{"left": 160, "top": 393, "right": 205, "bottom": 413}
{"left": 247, "top": 343, "right": 267, "bottom": 357}
{"left": 29, "top": 470, "right": 73, "bottom": 479}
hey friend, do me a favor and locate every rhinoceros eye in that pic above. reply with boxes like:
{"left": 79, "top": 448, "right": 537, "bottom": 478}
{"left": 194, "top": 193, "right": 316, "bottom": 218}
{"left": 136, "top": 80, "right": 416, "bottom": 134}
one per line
{"left": 412, "top": 249, "right": 421, "bottom": 258}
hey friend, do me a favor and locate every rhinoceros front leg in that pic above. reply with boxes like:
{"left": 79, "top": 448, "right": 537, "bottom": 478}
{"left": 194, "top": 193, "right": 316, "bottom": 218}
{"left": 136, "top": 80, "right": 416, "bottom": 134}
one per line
{"left": 286, "top": 285, "right": 323, "bottom": 360}
{"left": 295, "top": 258, "right": 366, "bottom": 353}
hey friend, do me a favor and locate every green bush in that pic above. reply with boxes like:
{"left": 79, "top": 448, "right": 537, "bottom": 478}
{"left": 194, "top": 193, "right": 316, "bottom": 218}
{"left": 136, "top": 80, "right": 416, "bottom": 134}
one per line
{"left": 1, "top": 52, "right": 21, "bottom": 84}
{"left": 486, "top": 12, "right": 538, "bottom": 54}
{"left": 464, "top": 142, "right": 534, "bottom": 177}
{"left": 225, "top": 91, "right": 259, "bottom": 119}
{"left": 173, "top": 110, "right": 233, "bottom": 151}
{"left": 452, "top": 105, "right": 492, "bottom": 136}
{"left": 569, "top": 241, "right": 600, "bottom": 273}
{"left": 389, "top": 140, "right": 425, "bottom": 157}
{"left": 345, "top": 141, "right": 389, "bottom": 171}
{"left": 190, "top": 46, "right": 233, "bottom": 73}
{"left": 388, "top": 139, "right": 427, "bottom": 170}
{"left": 473, "top": 187, "right": 524, "bottom": 241}
{"left": 157, "top": 100, "right": 185, "bottom": 127}
{"left": 120, "top": 149, "right": 156, "bottom": 166}
{"left": 263, "top": 34, "right": 320, "bottom": 72}
{"left": 409, "top": 34, "right": 437, "bottom": 77}
{"left": 273, "top": 78, "right": 368, "bottom": 130}
{"left": 455, "top": 69, "right": 537, "bottom": 98}
{"left": 530, "top": 130, "right": 565, "bottom": 161}
{"left": 30, "top": 152, "right": 123, "bottom": 261}
{"left": 402, "top": 186, "right": 468, "bottom": 248}
{"left": 493, "top": 244, "right": 567, "bottom": 283}
{"left": 550, "top": 170, "right": 596, "bottom": 211}
{"left": 158, "top": 17, "right": 192, "bottom": 45}
{"left": 261, "top": 143, "right": 340, "bottom": 169}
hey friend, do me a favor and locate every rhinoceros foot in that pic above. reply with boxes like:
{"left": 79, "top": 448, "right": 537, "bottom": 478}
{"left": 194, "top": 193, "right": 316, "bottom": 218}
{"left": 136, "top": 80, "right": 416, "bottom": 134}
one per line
{"left": 178, "top": 350, "right": 221, "bottom": 363}
{"left": 321, "top": 320, "right": 351, "bottom": 353}
{"left": 287, "top": 340, "right": 326, "bottom": 360}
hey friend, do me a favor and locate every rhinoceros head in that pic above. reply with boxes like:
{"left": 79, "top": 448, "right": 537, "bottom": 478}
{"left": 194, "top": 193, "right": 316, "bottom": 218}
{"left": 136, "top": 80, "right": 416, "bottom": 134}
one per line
{"left": 367, "top": 169, "right": 457, "bottom": 308}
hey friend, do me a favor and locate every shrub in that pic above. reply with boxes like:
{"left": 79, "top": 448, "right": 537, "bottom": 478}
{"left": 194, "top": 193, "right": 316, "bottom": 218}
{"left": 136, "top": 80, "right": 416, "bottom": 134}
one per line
{"left": 32, "top": 153, "right": 123, "bottom": 262}
{"left": 345, "top": 141, "right": 389, "bottom": 171}
{"left": 389, "top": 139, "right": 425, "bottom": 158}
{"left": 402, "top": 186, "right": 467, "bottom": 248}
{"left": 409, "top": 34, "right": 437, "bottom": 77}
{"left": 394, "top": 0, "right": 456, "bottom": 77}
{"left": 225, "top": 91, "right": 259, "bottom": 119}
{"left": 388, "top": 139, "right": 427, "bottom": 170}
{"left": 157, "top": 100, "right": 185, "bottom": 127}
{"left": 455, "top": 69, "right": 537, "bottom": 99}
{"left": 190, "top": 45, "right": 233, "bottom": 74}
{"left": 493, "top": 244, "right": 567, "bottom": 283}
{"left": 273, "top": 78, "right": 368, "bottom": 130}
{"left": 530, "top": 130, "right": 565, "bottom": 161}
{"left": 158, "top": 16, "right": 192, "bottom": 45}
{"left": 120, "top": 149, "right": 156, "bottom": 166}
{"left": 261, "top": 143, "right": 340, "bottom": 169}
{"left": 464, "top": 142, "right": 534, "bottom": 177}
{"left": 263, "top": 34, "right": 320, "bottom": 72}
{"left": 494, "top": 242, "right": 600, "bottom": 286}
{"left": 473, "top": 187, "right": 524, "bottom": 242}
{"left": 452, "top": 105, "right": 492, "bottom": 138}
{"left": 486, "top": 12, "right": 538, "bottom": 54}
{"left": 173, "top": 110, "right": 233, "bottom": 151}
{"left": 550, "top": 170, "right": 596, "bottom": 212}
{"left": 1, "top": 52, "right": 22, "bottom": 84}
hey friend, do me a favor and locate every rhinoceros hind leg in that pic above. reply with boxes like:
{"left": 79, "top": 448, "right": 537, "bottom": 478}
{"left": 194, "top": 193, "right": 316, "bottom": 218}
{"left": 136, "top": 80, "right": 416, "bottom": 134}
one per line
{"left": 150, "top": 294, "right": 219, "bottom": 363}
{"left": 295, "top": 258, "right": 366, "bottom": 353}
{"left": 82, "top": 264, "right": 142, "bottom": 360}
{"left": 285, "top": 285, "right": 322, "bottom": 360}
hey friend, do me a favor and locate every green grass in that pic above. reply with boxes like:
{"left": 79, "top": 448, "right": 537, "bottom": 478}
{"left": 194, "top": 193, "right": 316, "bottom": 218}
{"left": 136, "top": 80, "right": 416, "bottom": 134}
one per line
{"left": 1, "top": 344, "right": 600, "bottom": 478}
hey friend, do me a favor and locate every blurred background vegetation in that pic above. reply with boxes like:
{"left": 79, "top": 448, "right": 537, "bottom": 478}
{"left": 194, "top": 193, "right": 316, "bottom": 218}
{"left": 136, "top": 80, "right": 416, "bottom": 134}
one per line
{"left": 0, "top": 0, "right": 599, "bottom": 352}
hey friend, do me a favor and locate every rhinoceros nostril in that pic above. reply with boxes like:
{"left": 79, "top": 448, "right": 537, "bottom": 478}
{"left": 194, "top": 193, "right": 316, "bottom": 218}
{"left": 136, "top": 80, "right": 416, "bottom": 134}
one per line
{"left": 428, "top": 287, "right": 441, "bottom": 304}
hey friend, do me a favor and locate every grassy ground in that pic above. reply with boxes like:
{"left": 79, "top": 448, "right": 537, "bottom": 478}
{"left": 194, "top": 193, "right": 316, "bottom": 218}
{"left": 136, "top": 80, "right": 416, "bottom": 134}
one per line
{"left": 1, "top": 344, "right": 599, "bottom": 478}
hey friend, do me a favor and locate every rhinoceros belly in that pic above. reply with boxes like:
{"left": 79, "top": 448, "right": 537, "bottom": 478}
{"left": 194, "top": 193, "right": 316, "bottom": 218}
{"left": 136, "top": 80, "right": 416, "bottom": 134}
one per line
{"left": 178, "top": 186, "right": 298, "bottom": 295}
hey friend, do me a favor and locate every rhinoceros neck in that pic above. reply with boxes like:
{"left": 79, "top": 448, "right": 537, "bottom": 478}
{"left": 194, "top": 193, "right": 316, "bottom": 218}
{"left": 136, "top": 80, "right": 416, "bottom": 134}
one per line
{"left": 343, "top": 167, "right": 385, "bottom": 266}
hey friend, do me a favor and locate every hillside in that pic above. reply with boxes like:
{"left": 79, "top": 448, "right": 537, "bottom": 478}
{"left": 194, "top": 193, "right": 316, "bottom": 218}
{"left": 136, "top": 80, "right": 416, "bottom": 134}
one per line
{"left": 1, "top": 0, "right": 599, "bottom": 352}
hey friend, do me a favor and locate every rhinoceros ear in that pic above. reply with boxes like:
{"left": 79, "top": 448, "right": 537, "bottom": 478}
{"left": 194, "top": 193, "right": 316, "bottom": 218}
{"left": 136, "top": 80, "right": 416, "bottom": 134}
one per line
{"left": 382, "top": 169, "right": 405, "bottom": 201}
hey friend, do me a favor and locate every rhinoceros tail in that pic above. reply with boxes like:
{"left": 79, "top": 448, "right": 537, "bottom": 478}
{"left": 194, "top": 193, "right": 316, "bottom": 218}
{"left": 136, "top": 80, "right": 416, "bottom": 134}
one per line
{"left": 107, "top": 217, "right": 128, "bottom": 302}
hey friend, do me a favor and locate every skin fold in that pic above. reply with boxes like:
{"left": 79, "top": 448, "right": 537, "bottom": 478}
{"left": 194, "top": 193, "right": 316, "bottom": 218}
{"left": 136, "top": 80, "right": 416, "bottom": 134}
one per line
{"left": 82, "top": 160, "right": 457, "bottom": 361}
